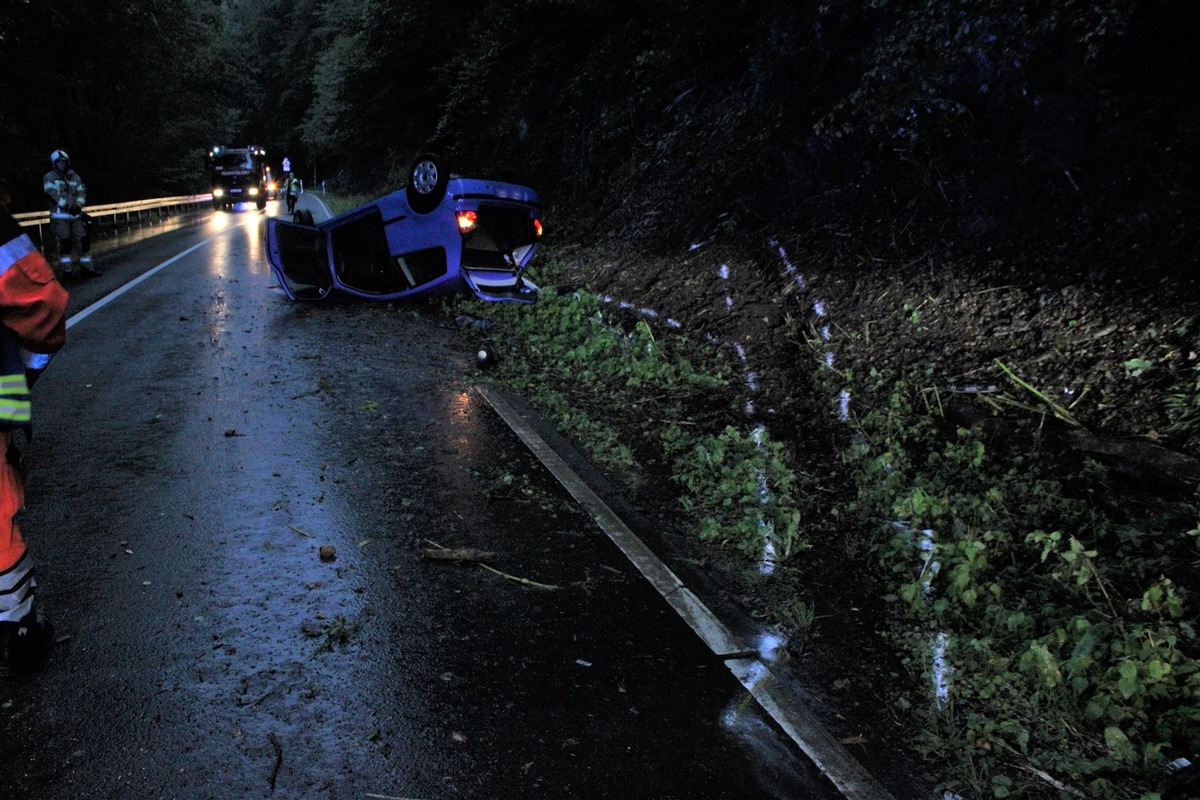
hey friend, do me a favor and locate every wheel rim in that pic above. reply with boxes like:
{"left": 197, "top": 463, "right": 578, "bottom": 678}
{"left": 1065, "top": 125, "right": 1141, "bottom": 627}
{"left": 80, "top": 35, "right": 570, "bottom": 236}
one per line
{"left": 411, "top": 160, "right": 439, "bottom": 194}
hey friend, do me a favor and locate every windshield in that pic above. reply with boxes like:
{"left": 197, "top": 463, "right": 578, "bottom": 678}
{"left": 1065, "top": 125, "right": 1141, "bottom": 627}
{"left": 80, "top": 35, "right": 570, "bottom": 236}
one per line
{"left": 213, "top": 152, "right": 254, "bottom": 170}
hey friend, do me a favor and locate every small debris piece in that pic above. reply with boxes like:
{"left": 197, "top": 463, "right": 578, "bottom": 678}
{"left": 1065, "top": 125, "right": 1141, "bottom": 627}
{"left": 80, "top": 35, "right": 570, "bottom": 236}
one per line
{"left": 454, "top": 314, "right": 494, "bottom": 330}
{"left": 289, "top": 524, "right": 314, "bottom": 538}
{"left": 224, "top": 428, "right": 238, "bottom": 437}
{"left": 479, "top": 563, "right": 561, "bottom": 590}
{"left": 268, "top": 732, "right": 283, "bottom": 792}
{"left": 419, "top": 547, "right": 496, "bottom": 563}
{"left": 319, "top": 545, "right": 336, "bottom": 562}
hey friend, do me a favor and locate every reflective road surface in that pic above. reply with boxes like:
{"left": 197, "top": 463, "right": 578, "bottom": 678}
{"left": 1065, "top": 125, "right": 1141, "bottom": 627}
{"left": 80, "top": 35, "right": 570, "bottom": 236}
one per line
{"left": 0, "top": 202, "right": 847, "bottom": 799}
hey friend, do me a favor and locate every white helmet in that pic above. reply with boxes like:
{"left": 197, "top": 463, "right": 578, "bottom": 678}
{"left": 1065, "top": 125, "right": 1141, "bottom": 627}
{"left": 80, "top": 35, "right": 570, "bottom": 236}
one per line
{"left": 50, "top": 149, "right": 70, "bottom": 165}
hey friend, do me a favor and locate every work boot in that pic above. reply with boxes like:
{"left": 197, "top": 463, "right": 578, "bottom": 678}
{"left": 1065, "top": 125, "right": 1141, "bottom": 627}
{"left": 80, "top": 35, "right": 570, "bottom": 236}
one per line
{"left": 80, "top": 254, "right": 98, "bottom": 276}
{"left": 0, "top": 609, "right": 55, "bottom": 678}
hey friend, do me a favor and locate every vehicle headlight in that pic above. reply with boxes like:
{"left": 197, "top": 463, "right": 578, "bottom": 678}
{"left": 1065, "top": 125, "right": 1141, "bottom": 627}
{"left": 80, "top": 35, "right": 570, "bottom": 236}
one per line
{"left": 213, "top": 188, "right": 225, "bottom": 197}
{"left": 249, "top": 186, "right": 259, "bottom": 196}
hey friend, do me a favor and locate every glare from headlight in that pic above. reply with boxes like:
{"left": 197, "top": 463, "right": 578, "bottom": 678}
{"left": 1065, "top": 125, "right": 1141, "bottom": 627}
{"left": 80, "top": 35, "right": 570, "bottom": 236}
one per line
{"left": 213, "top": 188, "right": 225, "bottom": 197}
{"left": 249, "top": 186, "right": 259, "bottom": 196}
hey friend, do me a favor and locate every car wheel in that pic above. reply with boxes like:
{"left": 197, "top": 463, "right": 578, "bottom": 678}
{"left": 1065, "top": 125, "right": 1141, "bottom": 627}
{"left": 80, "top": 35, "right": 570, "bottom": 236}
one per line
{"left": 406, "top": 153, "right": 448, "bottom": 214}
{"left": 257, "top": 197, "right": 267, "bottom": 210}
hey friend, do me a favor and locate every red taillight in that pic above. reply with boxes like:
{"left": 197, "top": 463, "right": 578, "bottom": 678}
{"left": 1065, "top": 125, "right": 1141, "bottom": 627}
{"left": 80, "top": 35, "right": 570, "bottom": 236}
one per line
{"left": 533, "top": 218, "right": 544, "bottom": 237}
{"left": 456, "top": 210, "right": 477, "bottom": 234}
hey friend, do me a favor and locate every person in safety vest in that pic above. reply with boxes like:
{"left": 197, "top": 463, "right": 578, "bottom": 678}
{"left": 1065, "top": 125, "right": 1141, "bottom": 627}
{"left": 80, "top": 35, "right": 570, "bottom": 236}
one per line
{"left": 0, "top": 204, "right": 68, "bottom": 678}
{"left": 43, "top": 149, "right": 95, "bottom": 276}
{"left": 284, "top": 172, "right": 302, "bottom": 214}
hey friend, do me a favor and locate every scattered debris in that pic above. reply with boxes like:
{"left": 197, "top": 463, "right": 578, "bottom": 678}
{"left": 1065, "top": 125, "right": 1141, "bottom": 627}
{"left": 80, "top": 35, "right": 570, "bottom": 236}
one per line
{"left": 478, "top": 563, "right": 562, "bottom": 590}
{"left": 419, "top": 546, "right": 497, "bottom": 563}
{"left": 319, "top": 545, "right": 336, "bottom": 561}
{"left": 476, "top": 342, "right": 498, "bottom": 368}
{"left": 994, "top": 359, "right": 1080, "bottom": 426}
{"left": 454, "top": 314, "right": 494, "bottom": 330}
{"left": 421, "top": 539, "right": 561, "bottom": 589}
{"left": 268, "top": 732, "right": 283, "bottom": 792}
{"left": 289, "top": 524, "right": 314, "bottom": 538}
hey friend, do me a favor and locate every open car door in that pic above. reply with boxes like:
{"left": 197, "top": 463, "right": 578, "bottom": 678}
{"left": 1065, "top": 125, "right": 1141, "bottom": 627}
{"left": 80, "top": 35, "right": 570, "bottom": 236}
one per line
{"left": 265, "top": 217, "right": 332, "bottom": 300}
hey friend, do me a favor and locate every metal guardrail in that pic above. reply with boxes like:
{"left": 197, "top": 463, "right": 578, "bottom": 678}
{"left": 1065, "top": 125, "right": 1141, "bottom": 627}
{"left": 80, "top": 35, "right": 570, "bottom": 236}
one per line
{"left": 14, "top": 194, "right": 214, "bottom": 245}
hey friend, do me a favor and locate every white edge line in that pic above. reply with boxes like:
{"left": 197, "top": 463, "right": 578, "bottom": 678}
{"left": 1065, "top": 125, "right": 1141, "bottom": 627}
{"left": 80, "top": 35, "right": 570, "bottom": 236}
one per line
{"left": 476, "top": 384, "right": 897, "bottom": 800}
{"left": 66, "top": 219, "right": 255, "bottom": 330}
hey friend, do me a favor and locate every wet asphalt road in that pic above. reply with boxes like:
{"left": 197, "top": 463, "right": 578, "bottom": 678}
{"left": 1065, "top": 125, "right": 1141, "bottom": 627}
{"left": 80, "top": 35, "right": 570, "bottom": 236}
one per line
{"left": 0, "top": 201, "right": 845, "bottom": 799}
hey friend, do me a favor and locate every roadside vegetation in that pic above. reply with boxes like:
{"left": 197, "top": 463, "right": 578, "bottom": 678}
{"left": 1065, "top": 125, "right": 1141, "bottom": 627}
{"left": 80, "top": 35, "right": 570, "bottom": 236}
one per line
{"left": 448, "top": 261, "right": 1200, "bottom": 800}
{"left": 456, "top": 277, "right": 813, "bottom": 563}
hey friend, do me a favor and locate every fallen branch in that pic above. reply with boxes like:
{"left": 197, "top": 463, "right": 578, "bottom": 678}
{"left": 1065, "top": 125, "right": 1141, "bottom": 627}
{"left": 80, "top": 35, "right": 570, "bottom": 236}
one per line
{"left": 268, "top": 732, "right": 283, "bottom": 793}
{"left": 1019, "top": 764, "right": 1085, "bottom": 797}
{"left": 419, "top": 547, "right": 496, "bottom": 563}
{"left": 994, "top": 359, "right": 1081, "bottom": 426}
{"left": 421, "top": 539, "right": 559, "bottom": 588}
{"left": 478, "top": 563, "right": 562, "bottom": 590}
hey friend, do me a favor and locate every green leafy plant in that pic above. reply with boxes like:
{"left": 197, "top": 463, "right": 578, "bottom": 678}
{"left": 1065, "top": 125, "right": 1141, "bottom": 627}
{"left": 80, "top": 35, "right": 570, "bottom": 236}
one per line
{"left": 831, "top": 365, "right": 1200, "bottom": 799}
{"left": 1124, "top": 357, "right": 1155, "bottom": 378}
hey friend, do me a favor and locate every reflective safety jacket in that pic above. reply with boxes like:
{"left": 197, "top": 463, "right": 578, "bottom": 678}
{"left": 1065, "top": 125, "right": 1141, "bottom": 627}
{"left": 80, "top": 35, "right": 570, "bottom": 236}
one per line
{"left": 43, "top": 167, "right": 87, "bottom": 219}
{"left": 0, "top": 208, "right": 68, "bottom": 430}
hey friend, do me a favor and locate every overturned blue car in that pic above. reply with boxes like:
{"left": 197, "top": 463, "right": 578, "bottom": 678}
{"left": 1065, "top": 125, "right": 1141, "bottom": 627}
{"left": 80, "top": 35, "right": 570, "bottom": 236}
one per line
{"left": 265, "top": 155, "right": 543, "bottom": 303}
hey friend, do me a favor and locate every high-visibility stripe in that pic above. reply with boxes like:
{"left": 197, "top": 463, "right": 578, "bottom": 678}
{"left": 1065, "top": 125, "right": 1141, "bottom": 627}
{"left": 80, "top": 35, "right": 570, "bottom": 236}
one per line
{"left": 0, "top": 398, "right": 31, "bottom": 422}
{"left": 0, "top": 374, "right": 26, "bottom": 393}
{"left": 0, "top": 563, "right": 32, "bottom": 596}
{"left": 0, "top": 569, "right": 35, "bottom": 620}
{"left": 0, "top": 232, "right": 37, "bottom": 275}
{"left": 0, "top": 550, "right": 31, "bottom": 583}
{"left": 0, "top": 553, "right": 34, "bottom": 616}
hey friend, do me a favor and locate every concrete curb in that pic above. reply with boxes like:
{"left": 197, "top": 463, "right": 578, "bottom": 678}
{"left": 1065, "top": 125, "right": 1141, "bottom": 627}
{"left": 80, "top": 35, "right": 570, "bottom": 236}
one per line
{"left": 477, "top": 385, "right": 898, "bottom": 800}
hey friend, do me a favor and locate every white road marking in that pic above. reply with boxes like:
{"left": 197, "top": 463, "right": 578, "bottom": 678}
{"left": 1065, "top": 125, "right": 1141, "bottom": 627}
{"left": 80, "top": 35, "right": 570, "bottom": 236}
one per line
{"left": 67, "top": 218, "right": 258, "bottom": 330}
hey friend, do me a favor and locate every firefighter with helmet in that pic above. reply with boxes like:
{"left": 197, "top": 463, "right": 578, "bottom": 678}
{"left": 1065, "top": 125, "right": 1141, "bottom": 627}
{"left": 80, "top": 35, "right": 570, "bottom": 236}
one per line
{"left": 43, "top": 149, "right": 95, "bottom": 276}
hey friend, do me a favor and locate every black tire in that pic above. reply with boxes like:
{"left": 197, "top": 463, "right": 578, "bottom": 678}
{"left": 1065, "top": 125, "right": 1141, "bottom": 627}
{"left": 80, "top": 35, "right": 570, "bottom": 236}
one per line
{"left": 256, "top": 196, "right": 267, "bottom": 210}
{"left": 405, "top": 153, "right": 448, "bottom": 214}
{"left": 292, "top": 210, "right": 306, "bottom": 225}
{"left": 212, "top": 197, "right": 222, "bottom": 211}
{"left": 302, "top": 210, "right": 315, "bottom": 226}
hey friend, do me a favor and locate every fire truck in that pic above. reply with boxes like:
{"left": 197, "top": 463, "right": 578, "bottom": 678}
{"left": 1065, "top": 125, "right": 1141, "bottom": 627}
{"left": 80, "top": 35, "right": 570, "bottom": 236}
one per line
{"left": 205, "top": 145, "right": 270, "bottom": 210}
